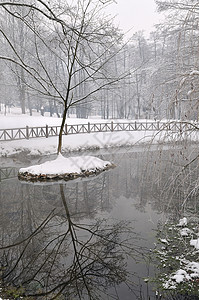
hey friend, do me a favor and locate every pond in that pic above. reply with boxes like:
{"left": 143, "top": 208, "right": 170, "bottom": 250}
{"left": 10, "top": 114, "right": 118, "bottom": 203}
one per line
{"left": 0, "top": 144, "right": 198, "bottom": 299}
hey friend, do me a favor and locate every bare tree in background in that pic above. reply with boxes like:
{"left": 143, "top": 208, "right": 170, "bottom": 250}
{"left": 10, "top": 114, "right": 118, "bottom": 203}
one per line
{"left": 154, "top": 0, "right": 199, "bottom": 120}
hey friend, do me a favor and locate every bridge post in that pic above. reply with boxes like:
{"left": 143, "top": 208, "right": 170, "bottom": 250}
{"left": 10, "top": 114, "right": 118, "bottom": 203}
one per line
{"left": 134, "top": 121, "right": 137, "bottom": 130}
{"left": 65, "top": 124, "right": 68, "bottom": 135}
{"left": 26, "top": 126, "right": 29, "bottom": 139}
{"left": 46, "top": 125, "right": 49, "bottom": 138}
{"left": 111, "top": 121, "right": 114, "bottom": 132}
{"left": 88, "top": 122, "right": 90, "bottom": 133}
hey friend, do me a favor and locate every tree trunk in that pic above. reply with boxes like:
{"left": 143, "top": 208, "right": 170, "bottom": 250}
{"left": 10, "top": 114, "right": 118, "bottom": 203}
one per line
{"left": 57, "top": 104, "right": 67, "bottom": 154}
{"left": 19, "top": 68, "right": 26, "bottom": 114}
{"left": 27, "top": 93, "right": 32, "bottom": 116}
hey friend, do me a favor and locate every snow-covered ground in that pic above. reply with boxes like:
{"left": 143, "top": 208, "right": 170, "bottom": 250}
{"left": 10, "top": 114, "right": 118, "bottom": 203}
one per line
{"left": 156, "top": 217, "right": 199, "bottom": 293}
{"left": 0, "top": 130, "right": 159, "bottom": 157}
{"left": 0, "top": 107, "right": 156, "bottom": 129}
{"left": 0, "top": 110, "right": 100, "bottom": 129}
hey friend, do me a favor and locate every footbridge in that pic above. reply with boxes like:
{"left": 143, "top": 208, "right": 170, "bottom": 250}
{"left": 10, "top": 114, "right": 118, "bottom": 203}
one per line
{"left": 0, "top": 121, "right": 198, "bottom": 142}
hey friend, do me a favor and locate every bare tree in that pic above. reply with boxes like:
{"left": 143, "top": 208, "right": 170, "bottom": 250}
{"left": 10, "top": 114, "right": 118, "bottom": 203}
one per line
{"left": 153, "top": 0, "right": 199, "bottom": 120}
{"left": 0, "top": 0, "right": 129, "bottom": 153}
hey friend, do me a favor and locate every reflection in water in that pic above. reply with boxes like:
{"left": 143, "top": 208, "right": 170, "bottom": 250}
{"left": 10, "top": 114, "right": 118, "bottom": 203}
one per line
{"left": 0, "top": 145, "right": 198, "bottom": 299}
{"left": 0, "top": 167, "right": 18, "bottom": 182}
{"left": 0, "top": 180, "right": 148, "bottom": 299}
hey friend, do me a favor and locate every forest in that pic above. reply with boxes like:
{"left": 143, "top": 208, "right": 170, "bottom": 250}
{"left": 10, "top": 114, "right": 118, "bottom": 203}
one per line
{"left": 0, "top": 0, "right": 198, "bottom": 122}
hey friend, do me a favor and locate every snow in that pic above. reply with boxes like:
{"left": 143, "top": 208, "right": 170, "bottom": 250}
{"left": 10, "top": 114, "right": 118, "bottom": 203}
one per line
{"left": 172, "top": 269, "right": 191, "bottom": 283}
{"left": 179, "top": 77, "right": 186, "bottom": 87}
{"left": 180, "top": 228, "right": 192, "bottom": 236}
{"left": 190, "top": 70, "right": 199, "bottom": 76}
{"left": 187, "top": 89, "right": 194, "bottom": 97}
{"left": 163, "top": 263, "right": 198, "bottom": 289}
{"left": 160, "top": 239, "right": 169, "bottom": 244}
{"left": 19, "top": 154, "right": 112, "bottom": 176}
{"left": 163, "top": 281, "right": 177, "bottom": 290}
{"left": 0, "top": 113, "right": 62, "bottom": 129}
{"left": 158, "top": 217, "right": 199, "bottom": 294}
{"left": 164, "top": 261, "right": 199, "bottom": 289}
{"left": 0, "top": 109, "right": 155, "bottom": 129}
{"left": 0, "top": 114, "right": 105, "bottom": 129}
{"left": 0, "top": 130, "right": 158, "bottom": 157}
{"left": 177, "top": 217, "right": 187, "bottom": 226}
{"left": 190, "top": 238, "right": 199, "bottom": 250}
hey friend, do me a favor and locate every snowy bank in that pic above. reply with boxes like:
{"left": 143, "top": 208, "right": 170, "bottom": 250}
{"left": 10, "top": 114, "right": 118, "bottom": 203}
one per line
{"left": 18, "top": 154, "right": 115, "bottom": 181}
{"left": 0, "top": 131, "right": 159, "bottom": 157}
{"left": 155, "top": 217, "right": 199, "bottom": 295}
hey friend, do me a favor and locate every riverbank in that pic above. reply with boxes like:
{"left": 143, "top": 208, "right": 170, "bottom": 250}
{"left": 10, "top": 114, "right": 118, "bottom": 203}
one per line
{"left": 0, "top": 130, "right": 161, "bottom": 157}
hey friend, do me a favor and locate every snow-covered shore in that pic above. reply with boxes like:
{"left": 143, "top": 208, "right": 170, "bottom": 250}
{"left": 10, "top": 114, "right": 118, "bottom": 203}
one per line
{"left": 0, "top": 130, "right": 159, "bottom": 157}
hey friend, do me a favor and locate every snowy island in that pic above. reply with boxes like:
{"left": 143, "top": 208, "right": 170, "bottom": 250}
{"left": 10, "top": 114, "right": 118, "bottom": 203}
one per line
{"left": 18, "top": 154, "right": 115, "bottom": 181}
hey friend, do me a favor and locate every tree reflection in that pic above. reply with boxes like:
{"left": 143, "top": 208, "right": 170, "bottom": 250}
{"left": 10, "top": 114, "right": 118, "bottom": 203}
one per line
{"left": 0, "top": 182, "right": 146, "bottom": 299}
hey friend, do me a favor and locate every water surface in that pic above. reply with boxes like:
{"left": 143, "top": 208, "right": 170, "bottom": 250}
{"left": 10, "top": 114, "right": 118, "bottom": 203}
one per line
{"left": 0, "top": 145, "right": 198, "bottom": 299}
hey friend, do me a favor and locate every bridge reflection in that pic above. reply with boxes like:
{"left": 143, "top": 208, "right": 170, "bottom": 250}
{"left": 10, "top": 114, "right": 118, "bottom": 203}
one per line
{"left": 0, "top": 167, "right": 18, "bottom": 182}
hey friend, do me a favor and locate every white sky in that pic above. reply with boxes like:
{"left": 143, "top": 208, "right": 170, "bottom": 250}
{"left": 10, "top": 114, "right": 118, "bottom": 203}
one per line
{"left": 106, "top": 0, "right": 163, "bottom": 37}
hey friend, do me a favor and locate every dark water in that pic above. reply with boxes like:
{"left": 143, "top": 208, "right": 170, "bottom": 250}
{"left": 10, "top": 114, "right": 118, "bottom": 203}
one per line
{"left": 0, "top": 145, "right": 198, "bottom": 299}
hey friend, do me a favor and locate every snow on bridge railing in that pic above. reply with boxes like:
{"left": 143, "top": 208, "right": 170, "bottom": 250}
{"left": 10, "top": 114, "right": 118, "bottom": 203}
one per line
{"left": 0, "top": 121, "right": 197, "bottom": 142}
